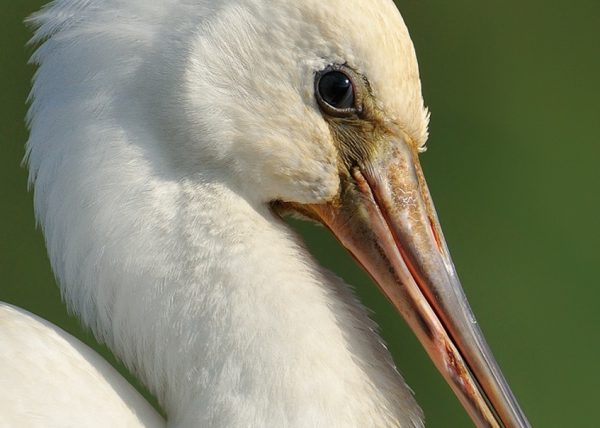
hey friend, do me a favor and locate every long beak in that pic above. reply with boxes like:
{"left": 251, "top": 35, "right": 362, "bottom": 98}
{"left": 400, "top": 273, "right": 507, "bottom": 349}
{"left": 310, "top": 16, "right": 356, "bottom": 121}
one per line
{"left": 299, "top": 138, "right": 530, "bottom": 428}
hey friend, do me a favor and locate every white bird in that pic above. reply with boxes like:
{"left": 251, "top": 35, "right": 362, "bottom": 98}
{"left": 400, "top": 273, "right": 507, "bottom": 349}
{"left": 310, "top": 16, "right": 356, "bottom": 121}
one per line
{"left": 0, "top": 0, "right": 530, "bottom": 427}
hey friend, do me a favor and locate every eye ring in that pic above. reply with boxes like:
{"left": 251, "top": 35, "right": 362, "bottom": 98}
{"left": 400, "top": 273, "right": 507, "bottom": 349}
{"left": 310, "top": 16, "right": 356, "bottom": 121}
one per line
{"left": 315, "top": 65, "right": 361, "bottom": 117}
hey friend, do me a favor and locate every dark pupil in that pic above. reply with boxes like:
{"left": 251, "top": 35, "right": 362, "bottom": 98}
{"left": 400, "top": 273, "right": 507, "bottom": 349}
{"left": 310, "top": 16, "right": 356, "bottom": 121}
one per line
{"left": 319, "top": 71, "right": 354, "bottom": 109}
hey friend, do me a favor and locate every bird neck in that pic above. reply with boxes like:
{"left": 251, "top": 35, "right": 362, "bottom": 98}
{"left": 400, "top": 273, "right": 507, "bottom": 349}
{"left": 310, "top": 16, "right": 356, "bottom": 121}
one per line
{"left": 36, "top": 152, "right": 420, "bottom": 426}
{"left": 81, "top": 175, "right": 420, "bottom": 426}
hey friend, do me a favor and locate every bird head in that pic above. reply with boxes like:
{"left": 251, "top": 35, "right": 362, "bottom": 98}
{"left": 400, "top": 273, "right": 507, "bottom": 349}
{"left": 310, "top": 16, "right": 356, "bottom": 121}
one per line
{"left": 27, "top": 1, "right": 529, "bottom": 427}
{"left": 147, "top": 0, "right": 426, "bottom": 205}
{"left": 152, "top": 3, "right": 528, "bottom": 425}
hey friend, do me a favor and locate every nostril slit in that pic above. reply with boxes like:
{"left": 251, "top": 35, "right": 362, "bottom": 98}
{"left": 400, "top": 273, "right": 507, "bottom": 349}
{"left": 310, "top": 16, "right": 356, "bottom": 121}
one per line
{"left": 429, "top": 217, "right": 443, "bottom": 252}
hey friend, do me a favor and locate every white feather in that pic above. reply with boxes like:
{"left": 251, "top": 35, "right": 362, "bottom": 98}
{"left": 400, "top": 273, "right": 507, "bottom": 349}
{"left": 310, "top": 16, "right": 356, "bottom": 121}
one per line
{"left": 0, "top": 303, "right": 164, "bottom": 428}
{"left": 4, "top": 0, "right": 430, "bottom": 426}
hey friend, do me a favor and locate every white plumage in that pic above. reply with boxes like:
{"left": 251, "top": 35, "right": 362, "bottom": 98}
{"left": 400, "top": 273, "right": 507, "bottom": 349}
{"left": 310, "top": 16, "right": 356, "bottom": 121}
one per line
{"left": 4, "top": 0, "right": 426, "bottom": 426}
{"left": 1, "top": 1, "right": 530, "bottom": 427}
{"left": 0, "top": 304, "right": 163, "bottom": 427}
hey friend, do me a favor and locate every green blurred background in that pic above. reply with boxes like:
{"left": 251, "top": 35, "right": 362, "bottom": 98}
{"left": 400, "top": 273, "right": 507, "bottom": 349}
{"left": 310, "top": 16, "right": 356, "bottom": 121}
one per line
{"left": 1, "top": 1, "right": 598, "bottom": 427}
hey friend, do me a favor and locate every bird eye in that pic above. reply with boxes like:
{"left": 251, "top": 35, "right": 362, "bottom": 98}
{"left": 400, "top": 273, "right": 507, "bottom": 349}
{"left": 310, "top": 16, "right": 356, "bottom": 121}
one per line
{"left": 316, "top": 69, "right": 357, "bottom": 115}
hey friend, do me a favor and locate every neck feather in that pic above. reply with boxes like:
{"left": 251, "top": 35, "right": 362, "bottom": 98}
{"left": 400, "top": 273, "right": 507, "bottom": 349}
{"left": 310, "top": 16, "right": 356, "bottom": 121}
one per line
{"left": 26, "top": 2, "right": 422, "bottom": 425}
{"left": 26, "top": 75, "right": 422, "bottom": 426}
{"left": 35, "top": 164, "right": 421, "bottom": 426}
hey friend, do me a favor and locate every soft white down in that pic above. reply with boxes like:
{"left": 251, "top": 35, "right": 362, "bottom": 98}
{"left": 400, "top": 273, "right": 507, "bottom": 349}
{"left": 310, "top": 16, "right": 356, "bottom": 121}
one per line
{"left": 2, "top": 0, "right": 431, "bottom": 427}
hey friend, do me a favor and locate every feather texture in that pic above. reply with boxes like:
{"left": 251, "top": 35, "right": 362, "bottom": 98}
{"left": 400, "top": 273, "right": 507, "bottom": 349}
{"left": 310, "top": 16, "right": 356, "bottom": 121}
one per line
{"left": 5, "top": 0, "right": 430, "bottom": 426}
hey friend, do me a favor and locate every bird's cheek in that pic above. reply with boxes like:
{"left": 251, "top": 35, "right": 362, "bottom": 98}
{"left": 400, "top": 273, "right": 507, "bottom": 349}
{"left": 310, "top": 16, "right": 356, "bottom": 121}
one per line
{"left": 234, "top": 125, "right": 340, "bottom": 204}
{"left": 267, "top": 157, "right": 340, "bottom": 205}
